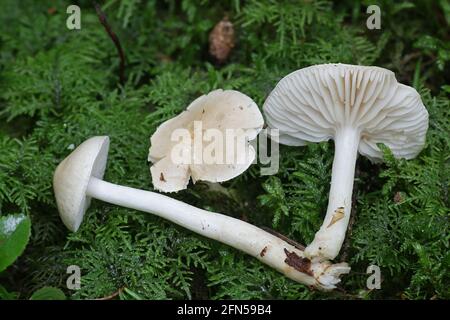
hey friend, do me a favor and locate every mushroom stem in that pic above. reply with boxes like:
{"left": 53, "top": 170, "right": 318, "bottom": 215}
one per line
{"left": 304, "top": 127, "right": 361, "bottom": 261}
{"left": 86, "top": 177, "right": 349, "bottom": 290}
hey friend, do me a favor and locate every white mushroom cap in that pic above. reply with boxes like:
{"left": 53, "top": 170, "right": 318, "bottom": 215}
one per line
{"left": 149, "top": 89, "right": 264, "bottom": 192}
{"left": 263, "top": 63, "right": 429, "bottom": 161}
{"left": 53, "top": 136, "right": 110, "bottom": 232}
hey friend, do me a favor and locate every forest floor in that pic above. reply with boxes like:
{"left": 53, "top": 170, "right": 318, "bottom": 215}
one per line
{"left": 0, "top": 0, "right": 449, "bottom": 300}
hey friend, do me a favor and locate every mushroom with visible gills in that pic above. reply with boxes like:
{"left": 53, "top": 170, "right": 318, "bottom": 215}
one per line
{"left": 53, "top": 136, "right": 350, "bottom": 290}
{"left": 263, "top": 63, "right": 429, "bottom": 262}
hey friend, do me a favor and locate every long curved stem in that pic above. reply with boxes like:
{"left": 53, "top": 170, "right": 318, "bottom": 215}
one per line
{"left": 304, "top": 127, "right": 360, "bottom": 261}
{"left": 86, "top": 177, "right": 349, "bottom": 290}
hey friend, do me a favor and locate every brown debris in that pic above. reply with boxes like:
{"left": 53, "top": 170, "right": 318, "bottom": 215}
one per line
{"left": 261, "top": 226, "right": 305, "bottom": 251}
{"left": 95, "top": 287, "right": 124, "bottom": 300}
{"left": 327, "top": 206, "right": 345, "bottom": 228}
{"left": 160, "top": 172, "right": 166, "bottom": 182}
{"left": 260, "top": 246, "right": 268, "bottom": 257}
{"left": 394, "top": 192, "right": 403, "bottom": 203}
{"left": 209, "top": 16, "right": 235, "bottom": 64}
{"left": 284, "top": 248, "right": 313, "bottom": 276}
{"left": 156, "top": 53, "right": 172, "bottom": 63}
{"left": 93, "top": 1, "right": 126, "bottom": 85}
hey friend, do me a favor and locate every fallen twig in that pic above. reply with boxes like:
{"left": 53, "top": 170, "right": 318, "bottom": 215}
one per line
{"left": 95, "top": 287, "right": 124, "bottom": 300}
{"left": 93, "top": 1, "right": 126, "bottom": 85}
{"left": 261, "top": 226, "right": 305, "bottom": 251}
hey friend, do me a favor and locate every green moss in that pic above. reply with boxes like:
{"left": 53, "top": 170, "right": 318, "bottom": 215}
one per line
{"left": 0, "top": 0, "right": 448, "bottom": 299}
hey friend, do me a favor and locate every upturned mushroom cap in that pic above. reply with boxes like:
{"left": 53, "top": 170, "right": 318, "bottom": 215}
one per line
{"left": 149, "top": 89, "right": 264, "bottom": 192}
{"left": 53, "top": 136, "right": 109, "bottom": 232}
{"left": 263, "top": 63, "right": 429, "bottom": 161}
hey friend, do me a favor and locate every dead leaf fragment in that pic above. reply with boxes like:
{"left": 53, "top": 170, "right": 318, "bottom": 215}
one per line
{"left": 260, "top": 246, "right": 268, "bottom": 257}
{"left": 394, "top": 192, "right": 403, "bottom": 203}
{"left": 327, "top": 207, "right": 345, "bottom": 227}
{"left": 209, "top": 16, "right": 235, "bottom": 63}
{"left": 284, "top": 248, "right": 313, "bottom": 276}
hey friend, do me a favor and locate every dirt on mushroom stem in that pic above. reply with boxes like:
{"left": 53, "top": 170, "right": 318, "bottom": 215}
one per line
{"left": 284, "top": 248, "right": 314, "bottom": 277}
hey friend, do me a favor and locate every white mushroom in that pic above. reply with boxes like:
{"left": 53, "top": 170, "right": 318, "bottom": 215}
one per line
{"left": 148, "top": 89, "right": 264, "bottom": 193}
{"left": 54, "top": 136, "right": 350, "bottom": 290}
{"left": 263, "top": 63, "right": 429, "bottom": 262}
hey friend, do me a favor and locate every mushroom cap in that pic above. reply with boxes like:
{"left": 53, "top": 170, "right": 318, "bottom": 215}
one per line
{"left": 149, "top": 89, "right": 264, "bottom": 192}
{"left": 53, "top": 136, "right": 109, "bottom": 232}
{"left": 263, "top": 63, "right": 429, "bottom": 161}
